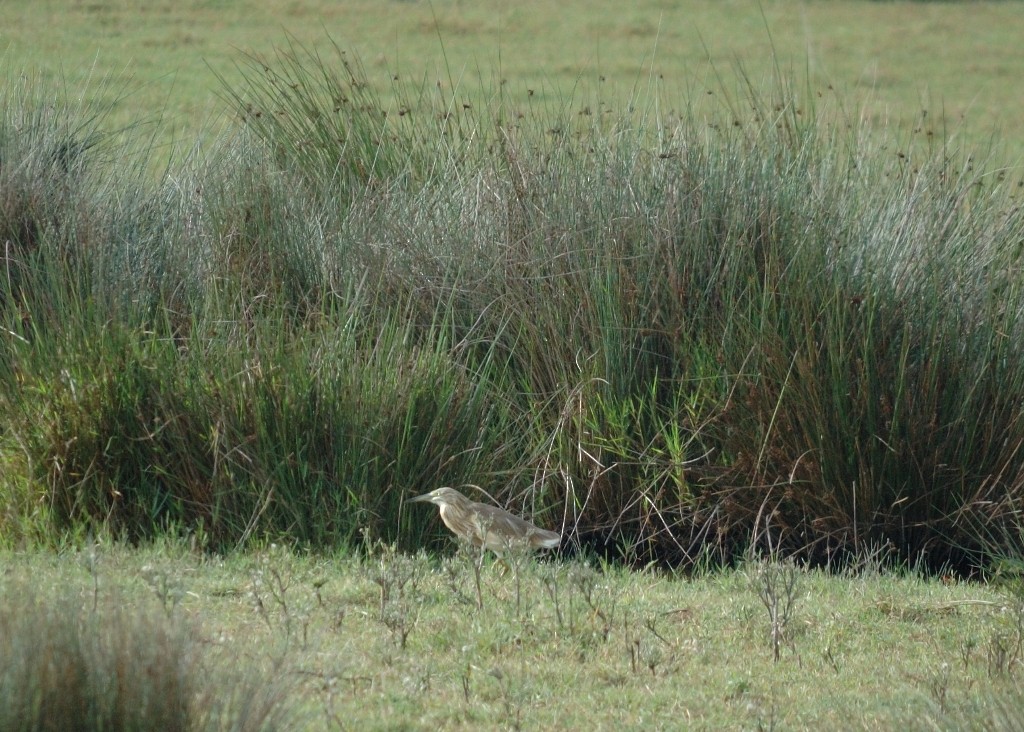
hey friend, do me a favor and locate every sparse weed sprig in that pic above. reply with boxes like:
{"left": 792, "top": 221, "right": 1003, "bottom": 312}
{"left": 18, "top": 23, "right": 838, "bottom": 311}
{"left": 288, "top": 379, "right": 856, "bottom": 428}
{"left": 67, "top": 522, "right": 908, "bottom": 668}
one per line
{"left": 750, "top": 557, "right": 801, "bottom": 663}
{"left": 362, "top": 540, "right": 429, "bottom": 649}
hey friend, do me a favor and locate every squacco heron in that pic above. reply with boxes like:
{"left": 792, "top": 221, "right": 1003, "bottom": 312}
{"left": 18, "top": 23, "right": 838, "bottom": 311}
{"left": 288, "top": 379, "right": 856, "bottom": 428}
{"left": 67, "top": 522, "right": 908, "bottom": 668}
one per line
{"left": 410, "top": 487, "right": 560, "bottom": 556}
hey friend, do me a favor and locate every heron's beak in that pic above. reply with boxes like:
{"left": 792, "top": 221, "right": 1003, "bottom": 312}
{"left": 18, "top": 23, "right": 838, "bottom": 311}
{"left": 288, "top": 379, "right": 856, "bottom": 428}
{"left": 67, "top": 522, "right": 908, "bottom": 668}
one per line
{"left": 408, "top": 493, "right": 433, "bottom": 503}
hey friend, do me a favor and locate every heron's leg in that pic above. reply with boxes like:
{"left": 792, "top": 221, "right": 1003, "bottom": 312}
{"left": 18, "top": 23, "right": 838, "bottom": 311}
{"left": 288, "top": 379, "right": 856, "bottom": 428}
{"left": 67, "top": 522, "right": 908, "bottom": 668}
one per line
{"left": 473, "top": 541, "right": 488, "bottom": 609}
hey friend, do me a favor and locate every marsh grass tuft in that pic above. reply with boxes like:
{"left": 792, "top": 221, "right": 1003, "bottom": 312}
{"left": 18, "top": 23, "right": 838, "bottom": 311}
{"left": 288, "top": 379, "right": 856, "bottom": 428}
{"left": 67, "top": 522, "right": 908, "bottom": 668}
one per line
{"left": 0, "top": 591, "right": 191, "bottom": 731}
{"left": 0, "top": 579, "right": 299, "bottom": 731}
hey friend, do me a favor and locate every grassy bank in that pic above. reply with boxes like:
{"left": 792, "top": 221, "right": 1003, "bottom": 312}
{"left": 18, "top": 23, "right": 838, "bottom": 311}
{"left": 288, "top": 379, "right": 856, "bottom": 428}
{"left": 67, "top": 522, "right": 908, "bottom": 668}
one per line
{"left": 2, "top": 38, "right": 1024, "bottom": 573}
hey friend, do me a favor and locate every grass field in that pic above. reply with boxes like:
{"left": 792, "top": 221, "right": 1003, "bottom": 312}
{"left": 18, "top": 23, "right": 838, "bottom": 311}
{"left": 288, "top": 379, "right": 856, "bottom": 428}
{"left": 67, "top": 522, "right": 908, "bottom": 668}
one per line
{"left": 3, "top": 0, "right": 1023, "bottom": 164}
{"left": 3, "top": 539, "right": 1022, "bottom": 730}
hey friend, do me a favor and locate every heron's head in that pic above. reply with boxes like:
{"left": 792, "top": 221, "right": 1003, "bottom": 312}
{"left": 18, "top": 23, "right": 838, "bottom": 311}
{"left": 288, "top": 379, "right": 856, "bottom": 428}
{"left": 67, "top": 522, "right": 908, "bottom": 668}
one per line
{"left": 409, "top": 486, "right": 470, "bottom": 509}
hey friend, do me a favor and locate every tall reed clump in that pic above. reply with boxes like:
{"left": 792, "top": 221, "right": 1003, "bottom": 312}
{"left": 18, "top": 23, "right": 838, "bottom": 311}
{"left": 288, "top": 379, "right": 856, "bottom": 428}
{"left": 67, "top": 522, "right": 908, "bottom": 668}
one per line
{"left": 222, "top": 41, "right": 1024, "bottom": 568}
{"left": 0, "top": 62, "right": 518, "bottom": 551}
{"left": 6, "top": 303, "right": 511, "bottom": 549}
{"left": 718, "top": 137, "right": 1024, "bottom": 570}
{"left": 3, "top": 42, "right": 1024, "bottom": 570}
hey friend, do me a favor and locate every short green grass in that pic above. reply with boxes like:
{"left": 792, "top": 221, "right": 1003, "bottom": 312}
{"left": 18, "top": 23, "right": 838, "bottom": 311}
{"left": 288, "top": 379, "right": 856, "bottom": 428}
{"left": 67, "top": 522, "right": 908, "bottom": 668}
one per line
{"left": 2, "top": 0, "right": 1023, "bottom": 164}
{"left": 3, "top": 540, "right": 1020, "bottom": 730}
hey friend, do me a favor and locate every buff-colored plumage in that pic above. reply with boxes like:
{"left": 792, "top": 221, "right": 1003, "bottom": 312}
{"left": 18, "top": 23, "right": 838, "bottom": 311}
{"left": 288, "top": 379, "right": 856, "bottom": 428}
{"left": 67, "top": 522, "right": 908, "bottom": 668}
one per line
{"left": 410, "top": 487, "right": 560, "bottom": 555}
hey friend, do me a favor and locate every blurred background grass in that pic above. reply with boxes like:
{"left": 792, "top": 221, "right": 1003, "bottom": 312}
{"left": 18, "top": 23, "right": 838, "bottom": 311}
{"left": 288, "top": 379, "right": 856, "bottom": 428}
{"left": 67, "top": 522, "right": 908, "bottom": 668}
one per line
{"left": 3, "top": 0, "right": 1022, "bottom": 165}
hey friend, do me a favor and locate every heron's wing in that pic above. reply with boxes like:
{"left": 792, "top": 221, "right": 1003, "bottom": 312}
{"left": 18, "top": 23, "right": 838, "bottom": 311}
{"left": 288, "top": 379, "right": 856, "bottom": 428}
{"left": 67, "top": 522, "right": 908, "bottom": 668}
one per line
{"left": 472, "top": 502, "right": 560, "bottom": 548}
